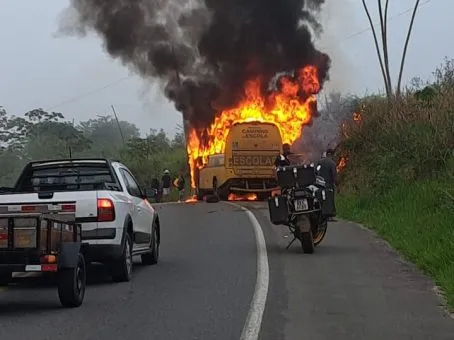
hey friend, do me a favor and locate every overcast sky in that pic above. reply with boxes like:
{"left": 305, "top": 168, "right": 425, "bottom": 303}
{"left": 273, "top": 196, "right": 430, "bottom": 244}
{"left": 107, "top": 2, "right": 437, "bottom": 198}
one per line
{"left": 0, "top": 0, "right": 451, "bottom": 137}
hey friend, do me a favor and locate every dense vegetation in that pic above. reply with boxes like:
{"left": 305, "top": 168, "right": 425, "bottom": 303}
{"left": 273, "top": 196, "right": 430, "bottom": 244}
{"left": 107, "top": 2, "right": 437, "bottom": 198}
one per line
{"left": 0, "top": 109, "right": 189, "bottom": 194}
{"left": 337, "top": 58, "right": 454, "bottom": 310}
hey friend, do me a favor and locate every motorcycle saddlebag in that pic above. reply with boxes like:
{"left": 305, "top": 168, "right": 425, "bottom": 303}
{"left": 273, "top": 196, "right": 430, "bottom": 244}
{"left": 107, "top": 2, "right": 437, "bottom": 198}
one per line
{"left": 267, "top": 195, "right": 289, "bottom": 225}
{"left": 321, "top": 188, "right": 336, "bottom": 217}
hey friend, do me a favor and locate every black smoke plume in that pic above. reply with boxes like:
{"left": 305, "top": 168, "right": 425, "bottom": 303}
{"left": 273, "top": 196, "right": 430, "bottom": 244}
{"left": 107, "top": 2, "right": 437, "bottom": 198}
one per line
{"left": 64, "top": 0, "right": 330, "bottom": 133}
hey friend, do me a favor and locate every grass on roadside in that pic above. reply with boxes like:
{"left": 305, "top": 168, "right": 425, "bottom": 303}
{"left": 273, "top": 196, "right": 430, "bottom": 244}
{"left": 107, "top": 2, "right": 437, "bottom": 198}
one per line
{"left": 337, "top": 174, "right": 454, "bottom": 310}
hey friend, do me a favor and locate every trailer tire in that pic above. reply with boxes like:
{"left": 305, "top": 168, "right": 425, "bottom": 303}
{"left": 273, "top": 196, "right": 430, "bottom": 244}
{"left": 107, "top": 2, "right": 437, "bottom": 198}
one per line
{"left": 58, "top": 253, "right": 86, "bottom": 308}
{"left": 0, "top": 270, "right": 12, "bottom": 286}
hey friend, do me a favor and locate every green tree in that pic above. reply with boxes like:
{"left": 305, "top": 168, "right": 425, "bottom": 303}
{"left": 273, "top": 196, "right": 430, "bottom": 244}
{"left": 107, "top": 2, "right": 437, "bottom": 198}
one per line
{"left": 78, "top": 115, "right": 140, "bottom": 157}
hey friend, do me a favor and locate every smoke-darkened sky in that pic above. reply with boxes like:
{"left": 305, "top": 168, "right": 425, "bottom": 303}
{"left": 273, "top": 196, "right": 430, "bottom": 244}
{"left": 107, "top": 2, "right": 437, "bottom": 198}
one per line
{"left": 64, "top": 0, "right": 330, "bottom": 130}
{"left": 0, "top": 0, "right": 451, "bottom": 137}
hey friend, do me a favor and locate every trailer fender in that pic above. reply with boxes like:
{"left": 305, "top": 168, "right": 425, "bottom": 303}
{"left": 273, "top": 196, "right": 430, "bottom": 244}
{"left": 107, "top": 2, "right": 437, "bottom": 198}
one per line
{"left": 58, "top": 242, "right": 83, "bottom": 269}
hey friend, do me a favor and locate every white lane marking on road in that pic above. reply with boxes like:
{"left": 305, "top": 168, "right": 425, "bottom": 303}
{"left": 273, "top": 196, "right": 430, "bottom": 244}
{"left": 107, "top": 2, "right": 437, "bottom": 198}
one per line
{"left": 225, "top": 202, "right": 270, "bottom": 340}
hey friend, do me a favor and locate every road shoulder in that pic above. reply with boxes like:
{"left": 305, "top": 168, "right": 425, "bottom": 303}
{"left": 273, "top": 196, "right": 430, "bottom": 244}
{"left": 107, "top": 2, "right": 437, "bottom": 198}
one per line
{"left": 245, "top": 202, "right": 454, "bottom": 340}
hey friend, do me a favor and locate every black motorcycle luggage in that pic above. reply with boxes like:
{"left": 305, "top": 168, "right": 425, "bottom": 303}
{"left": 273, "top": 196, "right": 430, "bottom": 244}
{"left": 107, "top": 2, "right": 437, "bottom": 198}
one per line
{"left": 268, "top": 195, "right": 289, "bottom": 225}
{"left": 276, "top": 164, "right": 317, "bottom": 189}
{"left": 321, "top": 188, "right": 336, "bottom": 217}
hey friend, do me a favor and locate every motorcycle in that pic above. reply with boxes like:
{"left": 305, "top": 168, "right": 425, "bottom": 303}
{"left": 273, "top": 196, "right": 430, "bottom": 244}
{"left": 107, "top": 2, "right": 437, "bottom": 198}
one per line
{"left": 267, "top": 163, "right": 335, "bottom": 254}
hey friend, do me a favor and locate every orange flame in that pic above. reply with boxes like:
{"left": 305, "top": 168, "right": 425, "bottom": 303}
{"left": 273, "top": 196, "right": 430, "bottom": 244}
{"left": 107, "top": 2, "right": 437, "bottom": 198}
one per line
{"left": 336, "top": 157, "right": 347, "bottom": 173}
{"left": 352, "top": 112, "right": 362, "bottom": 122}
{"left": 228, "top": 193, "right": 258, "bottom": 201}
{"left": 337, "top": 109, "right": 363, "bottom": 173}
{"left": 185, "top": 195, "right": 198, "bottom": 203}
{"left": 186, "top": 65, "right": 321, "bottom": 188}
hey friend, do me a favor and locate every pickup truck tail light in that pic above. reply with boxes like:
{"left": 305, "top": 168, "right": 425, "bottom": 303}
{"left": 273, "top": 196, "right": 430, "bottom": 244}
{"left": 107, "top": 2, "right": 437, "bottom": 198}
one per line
{"left": 97, "top": 198, "right": 115, "bottom": 222}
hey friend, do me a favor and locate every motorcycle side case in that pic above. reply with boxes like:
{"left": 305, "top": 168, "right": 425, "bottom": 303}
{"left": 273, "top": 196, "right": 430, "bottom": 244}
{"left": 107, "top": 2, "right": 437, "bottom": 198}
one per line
{"left": 276, "top": 164, "right": 316, "bottom": 189}
{"left": 268, "top": 195, "right": 290, "bottom": 225}
{"left": 321, "top": 189, "right": 336, "bottom": 217}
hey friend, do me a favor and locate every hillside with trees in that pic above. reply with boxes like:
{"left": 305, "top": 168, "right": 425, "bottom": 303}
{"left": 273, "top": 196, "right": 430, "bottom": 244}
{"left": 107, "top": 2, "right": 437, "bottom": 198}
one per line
{"left": 0, "top": 108, "right": 188, "bottom": 190}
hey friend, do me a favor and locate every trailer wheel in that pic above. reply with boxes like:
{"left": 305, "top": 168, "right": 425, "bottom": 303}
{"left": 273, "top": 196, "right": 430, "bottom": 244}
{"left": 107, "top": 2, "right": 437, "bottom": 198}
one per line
{"left": 58, "top": 253, "right": 86, "bottom": 308}
{"left": 0, "top": 270, "right": 12, "bottom": 286}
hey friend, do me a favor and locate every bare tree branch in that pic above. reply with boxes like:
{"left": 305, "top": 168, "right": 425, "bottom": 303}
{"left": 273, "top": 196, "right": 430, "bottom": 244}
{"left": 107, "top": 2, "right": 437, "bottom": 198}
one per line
{"left": 362, "top": 0, "right": 391, "bottom": 98}
{"left": 396, "top": 0, "right": 421, "bottom": 96}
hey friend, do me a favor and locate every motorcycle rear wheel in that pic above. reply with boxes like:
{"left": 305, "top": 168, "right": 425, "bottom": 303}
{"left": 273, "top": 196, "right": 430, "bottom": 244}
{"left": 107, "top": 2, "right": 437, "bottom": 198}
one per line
{"left": 300, "top": 231, "right": 315, "bottom": 254}
{"left": 313, "top": 223, "right": 328, "bottom": 246}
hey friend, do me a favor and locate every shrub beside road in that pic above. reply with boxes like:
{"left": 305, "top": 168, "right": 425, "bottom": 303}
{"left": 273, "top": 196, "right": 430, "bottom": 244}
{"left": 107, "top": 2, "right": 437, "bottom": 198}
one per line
{"left": 337, "top": 59, "right": 454, "bottom": 310}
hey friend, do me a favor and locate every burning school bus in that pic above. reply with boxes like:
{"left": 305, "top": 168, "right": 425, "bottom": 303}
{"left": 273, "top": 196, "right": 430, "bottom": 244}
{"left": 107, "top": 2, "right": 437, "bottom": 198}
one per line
{"left": 195, "top": 122, "right": 282, "bottom": 200}
{"left": 186, "top": 65, "right": 323, "bottom": 201}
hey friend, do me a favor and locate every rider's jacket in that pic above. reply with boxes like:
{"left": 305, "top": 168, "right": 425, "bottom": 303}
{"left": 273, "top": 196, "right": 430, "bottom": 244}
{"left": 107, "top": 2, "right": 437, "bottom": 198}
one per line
{"left": 274, "top": 154, "right": 291, "bottom": 167}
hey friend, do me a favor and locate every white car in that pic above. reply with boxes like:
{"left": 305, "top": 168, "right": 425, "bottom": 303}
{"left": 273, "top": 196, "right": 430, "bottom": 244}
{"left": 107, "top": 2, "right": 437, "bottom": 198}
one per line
{"left": 0, "top": 158, "right": 160, "bottom": 282}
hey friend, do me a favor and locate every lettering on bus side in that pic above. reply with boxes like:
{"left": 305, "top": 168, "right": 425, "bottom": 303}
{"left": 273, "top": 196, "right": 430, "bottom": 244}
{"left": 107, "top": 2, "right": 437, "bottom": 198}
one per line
{"left": 232, "top": 155, "right": 275, "bottom": 167}
{"left": 241, "top": 127, "right": 269, "bottom": 139}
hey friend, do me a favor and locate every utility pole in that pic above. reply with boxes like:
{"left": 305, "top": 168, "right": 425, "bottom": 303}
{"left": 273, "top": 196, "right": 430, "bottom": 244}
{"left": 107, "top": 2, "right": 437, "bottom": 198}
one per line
{"left": 111, "top": 105, "right": 125, "bottom": 144}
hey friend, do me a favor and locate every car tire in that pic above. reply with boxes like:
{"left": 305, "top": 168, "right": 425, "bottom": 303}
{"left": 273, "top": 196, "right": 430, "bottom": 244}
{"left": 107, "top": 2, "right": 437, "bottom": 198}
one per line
{"left": 57, "top": 253, "right": 86, "bottom": 308}
{"left": 110, "top": 232, "right": 133, "bottom": 282}
{"left": 141, "top": 224, "right": 159, "bottom": 265}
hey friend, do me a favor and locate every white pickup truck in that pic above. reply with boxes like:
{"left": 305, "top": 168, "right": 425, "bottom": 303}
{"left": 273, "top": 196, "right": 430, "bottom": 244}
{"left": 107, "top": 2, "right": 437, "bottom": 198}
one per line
{"left": 0, "top": 158, "right": 160, "bottom": 282}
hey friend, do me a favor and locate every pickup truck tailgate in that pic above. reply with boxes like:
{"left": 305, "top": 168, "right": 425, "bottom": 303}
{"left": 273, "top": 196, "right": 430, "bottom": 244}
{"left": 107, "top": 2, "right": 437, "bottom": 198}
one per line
{"left": 0, "top": 191, "right": 99, "bottom": 220}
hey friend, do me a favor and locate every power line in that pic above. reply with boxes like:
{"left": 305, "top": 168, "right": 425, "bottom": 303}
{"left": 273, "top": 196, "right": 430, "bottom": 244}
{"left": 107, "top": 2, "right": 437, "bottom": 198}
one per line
{"left": 320, "top": 0, "right": 432, "bottom": 48}
{"left": 44, "top": 75, "right": 132, "bottom": 111}
{"left": 29, "top": 0, "right": 433, "bottom": 112}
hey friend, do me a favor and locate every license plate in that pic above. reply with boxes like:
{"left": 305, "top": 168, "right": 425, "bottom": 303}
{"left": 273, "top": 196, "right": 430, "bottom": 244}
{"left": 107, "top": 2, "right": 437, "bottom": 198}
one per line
{"left": 294, "top": 199, "right": 308, "bottom": 211}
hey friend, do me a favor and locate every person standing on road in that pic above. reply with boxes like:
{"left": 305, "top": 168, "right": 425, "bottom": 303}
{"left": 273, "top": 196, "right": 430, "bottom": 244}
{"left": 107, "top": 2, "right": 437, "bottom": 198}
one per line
{"left": 161, "top": 170, "right": 171, "bottom": 201}
{"left": 176, "top": 173, "right": 185, "bottom": 203}
{"left": 316, "top": 148, "right": 339, "bottom": 220}
{"left": 150, "top": 177, "right": 161, "bottom": 203}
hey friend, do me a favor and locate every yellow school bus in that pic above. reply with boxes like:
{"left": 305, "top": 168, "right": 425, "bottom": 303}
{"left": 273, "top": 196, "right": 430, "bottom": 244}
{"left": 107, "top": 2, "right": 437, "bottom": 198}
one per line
{"left": 196, "top": 121, "right": 283, "bottom": 200}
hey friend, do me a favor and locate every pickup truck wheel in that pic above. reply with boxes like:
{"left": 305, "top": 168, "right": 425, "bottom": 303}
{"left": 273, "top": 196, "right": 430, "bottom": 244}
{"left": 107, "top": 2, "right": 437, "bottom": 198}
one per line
{"left": 141, "top": 225, "right": 159, "bottom": 265}
{"left": 110, "top": 233, "right": 133, "bottom": 282}
{"left": 0, "top": 270, "right": 12, "bottom": 286}
{"left": 57, "top": 253, "right": 86, "bottom": 308}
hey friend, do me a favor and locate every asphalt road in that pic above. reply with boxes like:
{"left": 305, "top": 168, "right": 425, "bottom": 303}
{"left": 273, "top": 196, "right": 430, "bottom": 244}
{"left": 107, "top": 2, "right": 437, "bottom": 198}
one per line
{"left": 1, "top": 201, "right": 453, "bottom": 340}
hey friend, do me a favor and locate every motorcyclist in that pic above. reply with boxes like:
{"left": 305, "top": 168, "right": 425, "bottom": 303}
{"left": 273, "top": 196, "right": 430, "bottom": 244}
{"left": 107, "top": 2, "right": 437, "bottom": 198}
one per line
{"left": 316, "top": 148, "right": 339, "bottom": 220}
{"left": 274, "top": 143, "right": 293, "bottom": 167}
{"left": 317, "top": 149, "right": 339, "bottom": 189}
